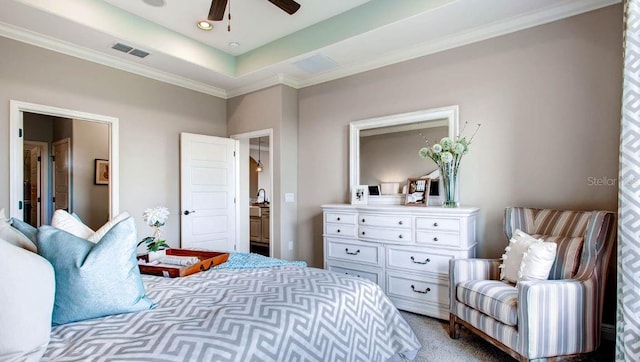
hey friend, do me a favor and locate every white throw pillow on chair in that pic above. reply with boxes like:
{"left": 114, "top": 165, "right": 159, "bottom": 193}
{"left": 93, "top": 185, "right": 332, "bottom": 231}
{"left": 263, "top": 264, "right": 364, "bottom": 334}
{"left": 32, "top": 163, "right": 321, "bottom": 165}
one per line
{"left": 500, "top": 229, "right": 557, "bottom": 283}
{"left": 500, "top": 229, "right": 542, "bottom": 283}
{"left": 518, "top": 240, "right": 557, "bottom": 281}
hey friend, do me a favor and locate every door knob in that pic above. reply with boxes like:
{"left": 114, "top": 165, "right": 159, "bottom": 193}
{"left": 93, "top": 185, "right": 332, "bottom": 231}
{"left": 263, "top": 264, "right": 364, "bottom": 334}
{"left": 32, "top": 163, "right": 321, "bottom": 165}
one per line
{"left": 183, "top": 210, "right": 196, "bottom": 215}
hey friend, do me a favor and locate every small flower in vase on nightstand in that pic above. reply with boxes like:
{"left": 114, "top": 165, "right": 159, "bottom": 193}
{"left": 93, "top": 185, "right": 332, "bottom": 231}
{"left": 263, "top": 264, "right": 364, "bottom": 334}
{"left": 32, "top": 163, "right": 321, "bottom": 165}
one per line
{"left": 418, "top": 122, "right": 480, "bottom": 207}
{"left": 138, "top": 206, "right": 170, "bottom": 259}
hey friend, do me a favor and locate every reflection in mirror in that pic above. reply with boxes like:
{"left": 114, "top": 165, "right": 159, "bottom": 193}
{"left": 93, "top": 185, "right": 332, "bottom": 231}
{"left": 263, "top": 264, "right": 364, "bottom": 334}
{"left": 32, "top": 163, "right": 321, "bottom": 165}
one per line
{"left": 23, "top": 112, "right": 110, "bottom": 229}
{"left": 349, "top": 105, "right": 458, "bottom": 205}
{"left": 360, "top": 121, "right": 448, "bottom": 191}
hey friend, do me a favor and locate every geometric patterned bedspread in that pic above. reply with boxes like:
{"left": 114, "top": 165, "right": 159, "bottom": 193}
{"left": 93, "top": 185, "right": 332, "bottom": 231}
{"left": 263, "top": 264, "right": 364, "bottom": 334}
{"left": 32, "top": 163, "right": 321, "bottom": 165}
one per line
{"left": 43, "top": 266, "right": 421, "bottom": 361}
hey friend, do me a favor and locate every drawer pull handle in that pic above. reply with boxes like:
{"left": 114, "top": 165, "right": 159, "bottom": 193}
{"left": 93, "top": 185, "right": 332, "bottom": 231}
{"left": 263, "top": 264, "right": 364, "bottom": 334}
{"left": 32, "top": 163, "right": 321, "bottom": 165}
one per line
{"left": 398, "top": 234, "right": 403, "bottom": 239}
{"left": 337, "top": 217, "right": 341, "bottom": 221}
{"left": 361, "top": 231, "right": 366, "bottom": 236}
{"left": 345, "top": 248, "right": 361, "bottom": 255}
{"left": 362, "top": 218, "right": 366, "bottom": 223}
{"left": 411, "top": 256, "right": 431, "bottom": 264}
{"left": 433, "top": 222, "right": 439, "bottom": 227}
{"left": 433, "top": 237, "right": 439, "bottom": 242}
{"left": 398, "top": 220, "right": 403, "bottom": 225}
{"left": 337, "top": 229, "right": 341, "bottom": 233}
{"left": 411, "top": 285, "right": 431, "bottom": 294}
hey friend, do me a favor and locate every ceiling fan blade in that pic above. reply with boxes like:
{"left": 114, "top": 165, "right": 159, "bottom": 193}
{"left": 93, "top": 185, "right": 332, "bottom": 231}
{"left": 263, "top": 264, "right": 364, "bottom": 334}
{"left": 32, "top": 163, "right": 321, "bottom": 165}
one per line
{"left": 208, "top": 0, "right": 228, "bottom": 21}
{"left": 268, "top": 0, "right": 301, "bottom": 15}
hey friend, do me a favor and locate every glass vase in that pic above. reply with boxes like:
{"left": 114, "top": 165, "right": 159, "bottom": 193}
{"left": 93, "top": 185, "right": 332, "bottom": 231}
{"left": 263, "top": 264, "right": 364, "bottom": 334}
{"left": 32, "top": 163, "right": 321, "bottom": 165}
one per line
{"left": 440, "top": 166, "right": 458, "bottom": 208}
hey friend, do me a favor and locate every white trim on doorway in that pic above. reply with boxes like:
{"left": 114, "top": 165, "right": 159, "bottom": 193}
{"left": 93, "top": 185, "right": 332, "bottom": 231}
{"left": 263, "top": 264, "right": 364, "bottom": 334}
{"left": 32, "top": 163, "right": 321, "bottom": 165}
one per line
{"left": 9, "top": 100, "right": 120, "bottom": 220}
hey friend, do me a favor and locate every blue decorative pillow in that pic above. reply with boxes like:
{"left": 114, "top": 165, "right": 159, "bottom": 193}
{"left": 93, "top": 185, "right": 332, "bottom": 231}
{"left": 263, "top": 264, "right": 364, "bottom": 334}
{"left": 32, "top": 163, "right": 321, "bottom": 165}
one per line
{"left": 10, "top": 217, "right": 38, "bottom": 245}
{"left": 37, "top": 216, "right": 154, "bottom": 325}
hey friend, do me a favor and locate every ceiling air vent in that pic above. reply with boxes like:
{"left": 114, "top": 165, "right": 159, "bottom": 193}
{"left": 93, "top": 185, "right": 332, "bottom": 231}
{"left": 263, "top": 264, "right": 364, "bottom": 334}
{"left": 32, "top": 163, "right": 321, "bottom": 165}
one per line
{"left": 111, "top": 42, "right": 150, "bottom": 59}
{"left": 129, "top": 49, "right": 150, "bottom": 58}
{"left": 293, "top": 54, "right": 338, "bottom": 74}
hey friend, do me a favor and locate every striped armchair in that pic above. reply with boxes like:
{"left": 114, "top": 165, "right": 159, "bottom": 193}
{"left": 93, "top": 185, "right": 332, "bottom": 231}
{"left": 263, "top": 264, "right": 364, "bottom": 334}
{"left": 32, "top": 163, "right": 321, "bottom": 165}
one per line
{"left": 449, "top": 207, "right": 616, "bottom": 361}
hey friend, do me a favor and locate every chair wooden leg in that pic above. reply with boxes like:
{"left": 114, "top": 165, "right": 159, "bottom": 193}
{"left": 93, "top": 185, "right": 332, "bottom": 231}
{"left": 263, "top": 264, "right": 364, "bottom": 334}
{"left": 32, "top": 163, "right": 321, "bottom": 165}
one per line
{"left": 449, "top": 313, "right": 459, "bottom": 339}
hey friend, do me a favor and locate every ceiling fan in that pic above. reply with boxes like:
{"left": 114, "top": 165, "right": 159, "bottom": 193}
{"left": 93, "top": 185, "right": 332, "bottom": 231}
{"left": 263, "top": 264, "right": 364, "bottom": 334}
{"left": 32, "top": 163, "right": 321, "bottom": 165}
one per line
{"left": 208, "top": 0, "right": 301, "bottom": 21}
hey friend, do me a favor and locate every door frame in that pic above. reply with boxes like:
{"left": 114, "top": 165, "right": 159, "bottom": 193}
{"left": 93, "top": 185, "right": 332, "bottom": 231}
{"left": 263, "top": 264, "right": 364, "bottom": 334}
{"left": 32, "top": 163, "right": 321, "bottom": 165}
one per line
{"left": 9, "top": 100, "right": 119, "bottom": 220}
{"left": 23, "top": 141, "right": 49, "bottom": 226}
{"left": 52, "top": 138, "right": 72, "bottom": 213}
{"left": 230, "top": 129, "right": 274, "bottom": 256}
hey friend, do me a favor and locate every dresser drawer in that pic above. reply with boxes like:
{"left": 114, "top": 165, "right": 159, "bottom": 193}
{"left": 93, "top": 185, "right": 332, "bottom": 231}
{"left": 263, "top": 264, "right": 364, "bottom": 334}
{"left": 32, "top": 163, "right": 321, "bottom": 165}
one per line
{"left": 326, "top": 239, "right": 382, "bottom": 266}
{"left": 325, "top": 223, "right": 357, "bottom": 237}
{"left": 325, "top": 212, "right": 357, "bottom": 225}
{"left": 416, "top": 217, "right": 460, "bottom": 232}
{"left": 359, "top": 226, "right": 412, "bottom": 243}
{"left": 415, "top": 231, "right": 460, "bottom": 247}
{"left": 327, "top": 264, "right": 381, "bottom": 286}
{"left": 387, "top": 247, "right": 452, "bottom": 275}
{"left": 386, "top": 273, "right": 448, "bottom": 305}
{"left": 358, "top": 214, "right": 411, "bottom": 228}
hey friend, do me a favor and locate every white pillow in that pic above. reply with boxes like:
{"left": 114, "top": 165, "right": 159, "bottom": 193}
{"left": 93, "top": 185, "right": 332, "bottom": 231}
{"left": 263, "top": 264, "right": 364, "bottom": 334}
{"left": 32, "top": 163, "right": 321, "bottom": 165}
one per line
{"left": 0, "top": 209, "right": 37, "bottom": 252}
{"left": 519, "top": 241, "right": 557, "bottom": 281}
{"left": 87, "top": 212, "right": 130, "bottom": 243}
{"left": 500, "top": 229, "right": 543, "bottom": 283}
{"left": 51, "top": 209, "right": 94, "bottom": 239}
{"left": 0, "top": 238, "right": 55, "bottom": 362}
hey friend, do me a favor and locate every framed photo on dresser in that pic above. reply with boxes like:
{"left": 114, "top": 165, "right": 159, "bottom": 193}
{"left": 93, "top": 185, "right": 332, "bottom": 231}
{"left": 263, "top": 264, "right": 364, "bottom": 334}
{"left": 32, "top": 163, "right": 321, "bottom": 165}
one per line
{"left": 404, "top": 178, "right": 430, "bottom": 206}
{"left": 351, "top": 185, "right": 368, "bottom": 205}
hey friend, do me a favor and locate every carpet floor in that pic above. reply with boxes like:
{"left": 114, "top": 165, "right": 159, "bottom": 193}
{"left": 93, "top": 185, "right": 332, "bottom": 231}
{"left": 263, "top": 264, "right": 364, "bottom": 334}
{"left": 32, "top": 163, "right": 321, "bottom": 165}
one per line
{"left": 400, "top": 311, "right": 616, "bottom": 361}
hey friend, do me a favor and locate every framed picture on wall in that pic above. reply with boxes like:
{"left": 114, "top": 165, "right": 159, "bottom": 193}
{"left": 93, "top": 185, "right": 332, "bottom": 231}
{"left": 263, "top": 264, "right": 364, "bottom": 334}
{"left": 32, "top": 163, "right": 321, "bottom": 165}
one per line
{"left": 351, "top": 185, "right": 368, "bottom": 205}
{"left": 404, "top": 178, "right": 430, "bottom": 206}
{"left": 94, "top": 159, "right": 109, "bottom": 185}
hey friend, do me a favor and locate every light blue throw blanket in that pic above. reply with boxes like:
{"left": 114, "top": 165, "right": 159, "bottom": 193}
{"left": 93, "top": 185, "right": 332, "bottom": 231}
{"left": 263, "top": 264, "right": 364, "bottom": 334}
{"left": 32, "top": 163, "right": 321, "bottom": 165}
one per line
{"left": 213, "top": 252, "right": 306, "bottom": 270}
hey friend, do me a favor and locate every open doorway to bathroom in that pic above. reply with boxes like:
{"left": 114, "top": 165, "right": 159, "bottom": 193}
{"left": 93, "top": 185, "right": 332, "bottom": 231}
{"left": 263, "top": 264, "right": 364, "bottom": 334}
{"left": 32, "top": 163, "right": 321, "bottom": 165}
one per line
{"left": 231, "top": 129, "right": 273, "bottom": 257}
{"left": 249, "top": 136, "right": 270, "bottom": 256}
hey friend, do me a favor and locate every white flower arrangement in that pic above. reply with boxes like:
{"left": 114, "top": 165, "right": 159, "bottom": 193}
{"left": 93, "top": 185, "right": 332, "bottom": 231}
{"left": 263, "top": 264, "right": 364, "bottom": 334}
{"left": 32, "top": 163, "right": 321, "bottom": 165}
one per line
{"left": 418, "top": 122, "right": 480, "bottom": 206}
{"left": 138, "top": 206, "right": 170, "bottom": 252}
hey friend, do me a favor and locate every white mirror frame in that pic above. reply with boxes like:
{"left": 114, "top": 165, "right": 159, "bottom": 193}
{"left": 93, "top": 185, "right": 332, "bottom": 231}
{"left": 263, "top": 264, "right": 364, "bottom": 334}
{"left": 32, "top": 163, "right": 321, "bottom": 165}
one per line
{"left": 9, "top": 100, "right": 119, "bottom": 221}
{"left": 349, "top": 104, "right": 459, "bottom": 194}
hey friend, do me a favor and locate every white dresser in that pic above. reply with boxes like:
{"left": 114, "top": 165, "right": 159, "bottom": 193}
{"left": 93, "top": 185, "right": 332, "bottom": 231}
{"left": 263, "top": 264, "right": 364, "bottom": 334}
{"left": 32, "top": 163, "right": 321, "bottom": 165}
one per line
{"left": 322, "top": 204, "right": 478, "bottom": 319}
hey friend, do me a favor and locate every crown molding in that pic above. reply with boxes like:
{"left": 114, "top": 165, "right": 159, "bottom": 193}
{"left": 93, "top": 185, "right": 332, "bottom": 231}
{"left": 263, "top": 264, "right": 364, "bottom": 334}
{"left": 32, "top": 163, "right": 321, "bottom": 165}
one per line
{"left": 226, "top": 74, "right": 300, "bottom": 98}
{"left": 0, "top": 21, "right": 229, "bottom": 99}
{"left": 0, "top": 0, "right": 620, "bottom": 99}
{"left": 293, "top": 0, "right": 620, "bottom": 89}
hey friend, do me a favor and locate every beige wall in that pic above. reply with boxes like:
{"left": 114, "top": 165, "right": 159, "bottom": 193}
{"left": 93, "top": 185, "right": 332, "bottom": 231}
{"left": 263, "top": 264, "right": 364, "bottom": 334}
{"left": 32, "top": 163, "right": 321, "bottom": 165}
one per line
{"left": 0, "top": 36, "right": 227, "bottom": 246}
{"left": 297, "top": 5, "right": 622, "bottom": 268}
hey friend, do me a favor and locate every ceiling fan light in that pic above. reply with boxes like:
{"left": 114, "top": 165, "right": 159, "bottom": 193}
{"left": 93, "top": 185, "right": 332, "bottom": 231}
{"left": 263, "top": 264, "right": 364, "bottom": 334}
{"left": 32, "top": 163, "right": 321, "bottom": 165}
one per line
{"left": 197, "top": 20, "right": 213, "bottom": 30}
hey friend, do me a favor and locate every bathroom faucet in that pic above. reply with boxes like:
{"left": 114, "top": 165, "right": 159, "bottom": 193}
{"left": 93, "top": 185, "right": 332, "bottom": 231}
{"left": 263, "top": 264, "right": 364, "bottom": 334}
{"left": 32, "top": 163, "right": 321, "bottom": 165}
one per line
{"left": 256, "top": 188, "right": 268, "bottom": 204}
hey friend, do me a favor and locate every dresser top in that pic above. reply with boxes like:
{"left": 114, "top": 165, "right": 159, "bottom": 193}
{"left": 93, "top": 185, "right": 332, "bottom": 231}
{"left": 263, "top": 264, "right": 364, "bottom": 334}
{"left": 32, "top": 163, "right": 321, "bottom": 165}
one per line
{"left": 321, "top": 204, "right": 479, "bottom": 215}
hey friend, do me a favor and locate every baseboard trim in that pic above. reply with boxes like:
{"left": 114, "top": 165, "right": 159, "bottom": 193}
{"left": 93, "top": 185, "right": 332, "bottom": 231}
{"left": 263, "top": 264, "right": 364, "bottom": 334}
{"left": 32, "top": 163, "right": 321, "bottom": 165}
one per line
{"left": 601, "top": 323, "right": 616, "bottom": 341}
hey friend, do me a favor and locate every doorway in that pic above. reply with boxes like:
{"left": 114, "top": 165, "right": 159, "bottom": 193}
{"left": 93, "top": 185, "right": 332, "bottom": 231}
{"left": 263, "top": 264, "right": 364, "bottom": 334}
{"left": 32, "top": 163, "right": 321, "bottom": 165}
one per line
{"left": 22, "top": 141, "right": 48, "bottom": 226}
{"left": 9, "top": 101, "right": 119, "bottom": 225}
{"left": 231, "top": 129, "right": 274, "bottom": 257}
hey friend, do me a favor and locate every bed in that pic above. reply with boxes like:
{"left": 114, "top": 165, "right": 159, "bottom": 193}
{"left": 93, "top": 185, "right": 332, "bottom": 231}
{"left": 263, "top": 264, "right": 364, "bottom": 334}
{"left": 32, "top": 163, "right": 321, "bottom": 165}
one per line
{"left": 42, "top": 264, "right": 422, "bottom": 361}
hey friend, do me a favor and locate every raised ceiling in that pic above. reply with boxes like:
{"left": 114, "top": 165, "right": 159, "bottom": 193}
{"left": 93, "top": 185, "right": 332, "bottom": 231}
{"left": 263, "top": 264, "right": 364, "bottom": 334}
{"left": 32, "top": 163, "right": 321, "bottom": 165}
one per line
{"left": 0, "top": 0, "right": 619, "bottom": 98}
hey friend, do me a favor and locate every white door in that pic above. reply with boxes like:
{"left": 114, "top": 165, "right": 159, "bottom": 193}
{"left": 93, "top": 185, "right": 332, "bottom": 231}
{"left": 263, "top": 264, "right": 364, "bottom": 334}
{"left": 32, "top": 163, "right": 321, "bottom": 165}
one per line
{"left": 180, "top": 133, "right": 237, "bottom": 251}
{"left": 52, "top": 138, "right": 71, "bottom": 212}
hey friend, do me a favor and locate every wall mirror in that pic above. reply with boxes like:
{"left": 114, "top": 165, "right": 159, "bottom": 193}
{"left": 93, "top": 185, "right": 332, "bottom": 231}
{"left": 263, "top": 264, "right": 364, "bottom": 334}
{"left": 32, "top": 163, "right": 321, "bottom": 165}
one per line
{"left": 10, "top": 100, "right": 119, "bottom": 226}
{"left": 349, "top": 105, "right": 458, "bottom": 204}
